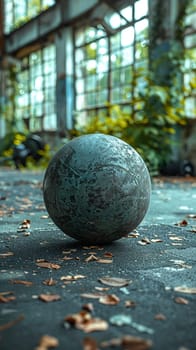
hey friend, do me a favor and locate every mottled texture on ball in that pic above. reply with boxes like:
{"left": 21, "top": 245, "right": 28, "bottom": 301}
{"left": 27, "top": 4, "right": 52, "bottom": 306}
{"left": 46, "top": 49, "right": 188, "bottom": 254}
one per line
{"left": 43, "top": 134, "right": 151, "bottom": 243}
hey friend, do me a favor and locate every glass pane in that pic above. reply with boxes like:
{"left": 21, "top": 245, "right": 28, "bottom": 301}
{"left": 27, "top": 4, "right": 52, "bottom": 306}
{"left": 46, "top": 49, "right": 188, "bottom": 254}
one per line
{"left": 121, "top": 47, "right": 134, "bottom": 66}
{"left": 120, "top": 6, "right": 133, "bottom": 21}
{"left": 135, "top": 19, "right": 148, "bottom": 39}
{"left": 121, "top": 66, "right": 132, "bottom": 84}
{"left": 121, "top": 27, "right": 134, "bottom": 46}
{"left": 86, "top": 93, "right": 96, "bottom": 106}
{"left": 97, "top": 74, "right": 108, "bottom": 90}
{"left": 97, "top": 38, "right": 108, "bottom": 55}
{"left": 111, "top": 32, "right": 121, "bottom": 51}
{"left": 111, "top": 69, "right": 121, "bottom": 85}
{"left": 97, "top": 55, "right": 108, "bottom": 72}
{"left": 111, "top": 51, "right": 121, "bottom": 68}
{"left": 111, "top": 88, "right": 120, "bottom": 103}
{"left": 98, "top": 90, "right": 108, "bottom": 104}
{"left": 86, "top": 76, "right": 96, "bottom": 92}
{"left": 76, "top": 79, "right": 85, "bottom": 94}
{"left": 135, "top": 0, "right": 148, "bottom": 20}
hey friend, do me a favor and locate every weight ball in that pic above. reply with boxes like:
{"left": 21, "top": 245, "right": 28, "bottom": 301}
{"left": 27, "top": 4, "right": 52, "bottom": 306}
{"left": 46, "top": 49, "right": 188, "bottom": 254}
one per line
{"left": 43, "top": 133, "right": 151, "bottom": 244}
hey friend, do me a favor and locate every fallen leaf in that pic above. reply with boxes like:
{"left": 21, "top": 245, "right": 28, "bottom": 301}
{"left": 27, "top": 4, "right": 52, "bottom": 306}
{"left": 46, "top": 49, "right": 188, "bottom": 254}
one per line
{"left": 97, "top": 259, "right": 113, "bottom": 264}
{"left": 125, "top": 300, "right": 136, "bottom": 308}
{"left": 187, "top": 214, "right": 196, "bottom": 218}
{"left": 81, "top": 292, "right": 106, "bottom": 299}
{"left": 82, "top": 303, "right": 94, "bottom": 312}
{"left": 169, "top": 236, "right": 183, "bottom": 241}
{"left": 0, "top": 314, "right": 24, "bottom": 331}
{"left": 174, "top": 286, "right": 196, "bottom": 294}
{"left": 95, "top": 287, "right": 110, "bottom": 292}
{"left": 61, "top": 256, "right": 73, "bottom": 261}
{"left": 65, "top": 310, "right": 108, "bottom": 333}
{"left": 103, "top": 252, "right": 113, "bottom": 258}
{"left": 60, "top": 275, "right": 86, "bottom": 281}
{"left": 99, "top": 277, "right": 131, "bottom": 287}
{"left": 122, "top": 335, "right": 153, "bottom": 350}
{"left": 154, "top": 313, "right": 166, "bottom": 320}
{"left": 43, "top": 278, "right": 57, "bottom": 286}
{"left": 151, "top": 238, "right": 163, "bottom": 243}
{"left": 0, "top": 294, "right": 16, "bottom": 303}
{"left": 83, "top": 337, "right": 99, "bottom": 350}
{"left": 137, "top": 237, "right": 151, "bottom": 246}
{"left": 100, "top": 335, "right": 153, "bottom": 349}
{"left": 36, "top": 261, "right": 61, "bottom": 269}
{"left": 0, "top": 252, "right": 14, "bottom": 258}
{"left": 35, "top": 334, "right": 59, "bottom": 349}
{"left": 99, "top": 294, "right": 120, "bottom": 305}
{"left": 85, "top": 255, "right": 98, "bottom": 262}
{"left": 17, "top": 219, "right": 31, "bottom": 232}
{"left": 10, "top": 280, "right": 33, "bottom": 286}
{"left": 175, "top": 297, "right": 189, "bottom": 305}
{"left": 39, "top": 294, "right": 61, "bottom": 302}
{"left": 127, "top": 232, "right": 140, "bottom": 238}
{"left": 175, "top": 220, "right": 188, "bottom": 227}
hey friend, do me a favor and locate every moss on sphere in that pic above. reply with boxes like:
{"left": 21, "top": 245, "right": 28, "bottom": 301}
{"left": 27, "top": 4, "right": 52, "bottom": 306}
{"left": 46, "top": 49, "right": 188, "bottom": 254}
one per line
{"left": 43, "top": 133, "right": 151, "bottom": 244}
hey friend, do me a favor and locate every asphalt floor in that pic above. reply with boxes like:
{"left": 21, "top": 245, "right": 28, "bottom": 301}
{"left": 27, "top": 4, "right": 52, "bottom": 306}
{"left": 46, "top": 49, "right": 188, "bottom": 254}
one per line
{"left": 0, "top": 168, "right": 196, "bottom": 350}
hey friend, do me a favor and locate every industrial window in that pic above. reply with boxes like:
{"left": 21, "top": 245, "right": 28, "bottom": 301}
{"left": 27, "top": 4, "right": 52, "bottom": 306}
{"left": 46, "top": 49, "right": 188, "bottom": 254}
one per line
{"left": 74, "top": 0, "right": 149, "bottom": 127}
{"left": 3, "top": 0, "right": 55, "bottom": 34}
{"left": 14, "top": 44, "right": 56, "bottom": 132}
{"left": 184, "top": 0, "right": 196, "bottom": 118}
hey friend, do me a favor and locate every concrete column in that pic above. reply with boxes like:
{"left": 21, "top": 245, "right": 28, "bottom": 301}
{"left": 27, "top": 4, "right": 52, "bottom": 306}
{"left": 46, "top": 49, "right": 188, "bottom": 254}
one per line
{"left": 55, "top": 26, "right": 74, "bottom": 137}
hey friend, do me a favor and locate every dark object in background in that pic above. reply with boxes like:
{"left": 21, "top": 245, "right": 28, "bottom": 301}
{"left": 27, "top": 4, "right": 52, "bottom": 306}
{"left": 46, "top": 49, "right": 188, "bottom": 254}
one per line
{"left": 13, "top": 135, "right": 45, "bottom": 169}
{"left": 180, "top": 160, "right": 194, "bottom": 176}
{"left": 160, "top": 159, "right": 194, "bottom": 176}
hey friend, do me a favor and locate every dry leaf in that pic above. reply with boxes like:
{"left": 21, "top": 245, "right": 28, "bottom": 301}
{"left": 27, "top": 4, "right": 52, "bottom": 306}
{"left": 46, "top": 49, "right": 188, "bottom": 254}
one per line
{"left": 0, "top": 252, "right": 14, "bottom": 258}
{"left": 100, "top": 336, "right": 152, "bottom": 349}
{"left": 137, "top": 237, "right": 151, "bottom": 246}
{"left": 36, "top": 261, "right": 61, "bottom": 269}
{"left": 0, "top": 294, "right": 16, "bottom": 303}
{"left": 36, "top": 334, "right": 59, "bottom": 349}
{"left": 39, "top": 294, "right": 61, "bottom": 302}
{"left": 95, "top": 287, "right": 110, "bottom": 292}
{"left": 81, "top": 292, "right": 106, "bottom": 299}
{"left": 175, "top": 297, "right": 189, "bottom": 305}
{"left": 10, "top": 279, "right": 33, "bottom": 286}
{"left": 85, "top": 255, "right": 98, "bottom": 262}
{"left": 43, "top": 278, "right": 57, "bottom": 286}
{"left": 169, "top": 236, "right": 183, "bottom": 241}
{"left": 97, "top": 259, "right": 113, "bottom": 264}
{"left": 99, "top": 277, "right": 131, "bottom": 287}
{"left": 122, "top": 335, "right": 153, "bottom": 350}
{"left": 174, "top": 286, "right": 196, "bottom": 294}
{"left": 100, "top": 338, "right": 121, "bottom": 347}
{"left": 65, "top": 310, "right": 108, "bottom": 333}
{"left": 61, "top": 256, "right": 73, "bottom": 261}
{"left": 127, "top": 232, "right": 140, "bottom": 238}
{"left": 125, "top": 300, "right": 136, "bottom": 308}
{"left": 187, "top": 214, "right": 196, "bottom": 218}
{"left": 154, "top": 313, "right": 166, "bottom": 320}
{"left": 175, "top": 220, "right": 188, "bottom": 227}
{"left": 0, "top": 314, "right": 24, "bottom": 331}
{"left": 60, "top": 275, "right": 86, "bottom": 281}
{"left": 83, "top": 337, "right": 99, "bottom": 350}
{"left": 82, "top": 303, "right": 94, "bottom": 312}
{"left": 103, "top": 252, "right": 113, "bottom": 258}
{"left": 99, "top": 294, "right": 120, "bottom": 305}
{"left": 17, "top": 219, "right": 31, "bottom": 232}
{"left": 151, "top": 238, "right": 163, "bottom": 243}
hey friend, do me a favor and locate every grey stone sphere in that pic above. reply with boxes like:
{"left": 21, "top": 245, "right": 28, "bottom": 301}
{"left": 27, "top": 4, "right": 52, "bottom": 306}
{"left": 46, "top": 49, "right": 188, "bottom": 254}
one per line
{"left": 43, "top": 133, "right": 151, "bottom": 244}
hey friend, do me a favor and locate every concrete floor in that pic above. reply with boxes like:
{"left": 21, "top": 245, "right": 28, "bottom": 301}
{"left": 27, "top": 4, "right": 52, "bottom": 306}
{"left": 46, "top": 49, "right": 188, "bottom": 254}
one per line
{"left": 0, "top": 169, "right": 196, "bottom": 350}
